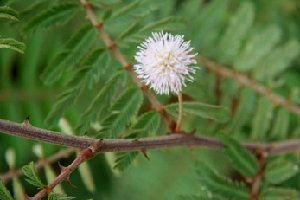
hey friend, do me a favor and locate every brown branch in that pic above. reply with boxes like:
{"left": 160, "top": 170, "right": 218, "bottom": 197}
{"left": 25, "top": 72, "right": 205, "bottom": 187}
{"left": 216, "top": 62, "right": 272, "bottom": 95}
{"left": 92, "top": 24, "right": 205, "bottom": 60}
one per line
{"left": 198, "top": 56, "right": 300, "bottom": 116}
{"left": 79, "top": 0, "right": 176, "bottom": 131}
{"left": 251, "top": 151, "right": 267, "bottom": 200}
{"left": 29, "top": 141, "right": 101, "bottom": 200}
{"left": 0, "top": 148, "right": 77, "bottom": 183}
{"left": 1, "top": 118, "right": 300, "bottom": 156}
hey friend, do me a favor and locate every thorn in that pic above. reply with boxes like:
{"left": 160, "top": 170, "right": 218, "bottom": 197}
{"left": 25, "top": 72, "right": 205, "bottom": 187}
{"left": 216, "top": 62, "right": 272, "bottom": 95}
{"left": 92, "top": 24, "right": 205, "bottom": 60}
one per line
{"left": 131, "top": 137, "right": 140, "bottom": 143}
{"left": 142, "top": 149, "right": 150, "bottom": 161}
{"left": 66, "top": 177, "right": 77, "bottom": 188}
{"left": 22, "top": 116, "right": 31, "bottom": 126}
{"left": 58, "top": 161, "right": 68, "bottom": 173}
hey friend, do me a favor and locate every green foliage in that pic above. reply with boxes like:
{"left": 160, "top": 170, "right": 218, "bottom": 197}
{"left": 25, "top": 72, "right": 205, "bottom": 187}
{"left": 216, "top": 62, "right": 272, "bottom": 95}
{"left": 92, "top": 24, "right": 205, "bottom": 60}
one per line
{"left": 0, "top": 6, "right": 19, "bottom": 21}
{"left": 219, "top": 133, "right": 259, "bottom": 177}
{"left": 48, "top": 193, "right": 74, "bottom": 200}
{"left": 165, "top": 102, "right": 230, "bottom": 123}
{"left": 251, "top": 96, "right": 273, "bottom": 140}
{"left": 270, "top": 107, "right": 290, "bottom": 140}
{"left": 22, "top": 3, "right": 80, "bottom": 33}
{"left": 101, "top": 87, "right": 144, "bottom": 138}
{"left": 117, "top": 19, "right": 140, "bottom": 41}
{"left": 114, "top": 151, "right": 139, "bottom": 171}
{"left": 219, "top": 2, "right": 254, "bottom": 63}
{"left": 41, "top": 24, "right": 97, "bottom": 84}
{"left": 233, "top": 25, "right": 281, "bottom": 72}
{"left": 22, "top": 161, "right": 44, "bottom": 189}
{"left": 260, "top": 187, "right": 299, "bottom": 200}
{"left": 196, "top": 160, "right": 250, "bottom": 200}
{"left": 130, "top": 110, "right": 160, "bottom": 136}
{"left": 176, "top": 193, "right": 223, "bottom": 200}
{"left": 228, "top": 87, "right": 255, "bottom": 134}
{"left": 265, "top": 158, "right": 299, "bottom": 184}
{"left": 139, "top": 16, "right": 187, "bottom": 33}
{"left": 110, "top": 0, "right": 140, "bottom": 19}
{"left": 76, "top": 73, "right": 120, "bottom": 133}
{"left": 0, "top": 38, "right": 26, "bottom": 54}
{"left": 0, "top": 180, "right": 14, "bottom": 200}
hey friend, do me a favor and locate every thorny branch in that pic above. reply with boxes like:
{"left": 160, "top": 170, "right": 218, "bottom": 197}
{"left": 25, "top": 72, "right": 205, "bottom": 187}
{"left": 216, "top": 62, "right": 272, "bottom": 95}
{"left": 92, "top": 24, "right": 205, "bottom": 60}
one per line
{"left": 198, "top": 56, "right": 300, "bottom": 116}
{"left": 0, "top": 148, "right": 77, "bottom": 183}
{"left": 29, "top": 141, "right": 102, "bottom": 200}
{"left": 1, "top": 118, "right": 300, "bottom": 156}
{"left": 80, "top": 0, "right": 176, "bottom": 131}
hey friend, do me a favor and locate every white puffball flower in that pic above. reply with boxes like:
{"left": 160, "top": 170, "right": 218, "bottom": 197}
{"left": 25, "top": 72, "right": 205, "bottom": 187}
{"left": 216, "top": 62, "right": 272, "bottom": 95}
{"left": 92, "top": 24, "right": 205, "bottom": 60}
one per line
{"left": 134, "top": 31, "right": 198, "bottom": 95}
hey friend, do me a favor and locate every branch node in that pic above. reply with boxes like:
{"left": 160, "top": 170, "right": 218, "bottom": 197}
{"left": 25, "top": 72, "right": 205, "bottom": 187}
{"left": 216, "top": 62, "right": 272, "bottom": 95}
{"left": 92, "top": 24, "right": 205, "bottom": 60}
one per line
{"left": 139, "top": 84, "right": 149, "bottom": 91}
{"left": 83, "top": 2, "right": 92, "bottom": 9}
{"left": 42, "top": 185, "right": 52, "bottom": 194}
{"left": 124, "top": 62, "right": 132, "bottom": 70}
{"left": 95, "top": 22, "right": 103, "bottom": 29}
{"left": 142, "top": 149, "right": 150, "bottom": 161}
{"left": 89, "top": 139, "right": 104, "bottom": 153}
{"left": 108, "top": 42, "right": 117, "bottom": 49}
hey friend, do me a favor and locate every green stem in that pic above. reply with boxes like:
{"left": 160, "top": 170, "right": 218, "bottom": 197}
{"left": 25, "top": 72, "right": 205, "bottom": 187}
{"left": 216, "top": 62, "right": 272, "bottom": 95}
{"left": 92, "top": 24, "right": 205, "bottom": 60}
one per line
{"left": 175, "top": 90, "right": 183, "bottom": 132}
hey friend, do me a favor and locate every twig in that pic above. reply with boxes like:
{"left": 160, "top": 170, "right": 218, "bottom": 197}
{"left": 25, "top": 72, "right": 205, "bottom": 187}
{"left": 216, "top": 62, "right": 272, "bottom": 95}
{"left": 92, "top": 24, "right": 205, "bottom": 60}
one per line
{"left": 29, "top": 140, "right": 102, "bottom": 200}
{"left": 0, "top": 148, "right": 77, "bottom": 183}
{"left": 251, "top": 151, "right": 267, "bottom": 200}
{"left": 198, "top": 56, "right": 300, "bottom": 116}
{"left": 80, "top": 0, "right": 176, "bottom": 131}
{"left": 1, "top": 118, "right": 300, "bottom": 155}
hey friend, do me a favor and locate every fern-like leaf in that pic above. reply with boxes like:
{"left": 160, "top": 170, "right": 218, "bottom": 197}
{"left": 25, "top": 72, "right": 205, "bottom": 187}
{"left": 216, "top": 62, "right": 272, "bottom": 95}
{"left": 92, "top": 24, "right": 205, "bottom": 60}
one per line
{"left": 117, "top": 19, "right": 140, "bottom": 41}
{"left": 114, "top": 152, "right": 139, "bottom": 171}
{"left": 260, "top": 187, "right": 299, "bottom": 200}
{"left": 76, "top": 73, "right": 121, "bottom": 133}
{"left": 0, "top": 38, "right": 26, "bottom": 54}
{"left": 139, "top": 16, "right": 187, "bottom": 32}
{"left": 265, "top": 159, "right": 299, "bottom": 184}
{"left": 0, "top": 180, "right": 14, "bottom": 200}
{"left": 196, "top": 161, "right": 250, "bottom": 200}
{"left": 40, "top": 24, "right": 97, "bottom": 84}
{"left": 0, "top": 6, "right": 19, "bottom": 21}
{"left": 219, "top": 133, "right": 259, "bottom": 177}
{"left": 219, "top": 2, "right": 254, "bottom": 63}
{"left": 101, "top": 87, "right": 144, "bottom": 138}
{"left": 228, "top": 87, "right": 255, "bottom": 134}
{"left": 165, "top": 102, "right": 230, "bottom": 123}
{"left": 48, "top": 193, "right": 74, "bottom": 200}
{"left": 22, "top": 161, "right": 44, "bottom": 189}
{"left": 130, "top": 111, "right": 160, "bottom": 136}
{"left": 111, "top": 0, "right": 140, "bottom": 19}
{"left": 22, "top": 3, "right": 79, "bottom": 33}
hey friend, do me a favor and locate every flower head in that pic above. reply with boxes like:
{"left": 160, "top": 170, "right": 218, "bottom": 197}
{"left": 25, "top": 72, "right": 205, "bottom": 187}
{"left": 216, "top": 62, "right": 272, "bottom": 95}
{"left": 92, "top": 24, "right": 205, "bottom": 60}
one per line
{"left": 134, "top": 31, "right": 198, "bottom": 94}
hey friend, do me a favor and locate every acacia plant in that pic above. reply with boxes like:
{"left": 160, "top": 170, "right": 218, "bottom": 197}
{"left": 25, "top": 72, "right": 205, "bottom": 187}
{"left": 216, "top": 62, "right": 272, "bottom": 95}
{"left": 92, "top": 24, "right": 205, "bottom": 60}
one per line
{"left": 1, "top": 0, "right": 300, "bottom": 199}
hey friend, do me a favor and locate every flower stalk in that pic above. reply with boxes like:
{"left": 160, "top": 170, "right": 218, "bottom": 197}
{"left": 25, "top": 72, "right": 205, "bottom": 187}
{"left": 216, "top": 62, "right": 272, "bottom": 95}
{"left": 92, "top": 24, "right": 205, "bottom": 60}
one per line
{"left": 175, "top": 90, "right": 183, "bottom": 132}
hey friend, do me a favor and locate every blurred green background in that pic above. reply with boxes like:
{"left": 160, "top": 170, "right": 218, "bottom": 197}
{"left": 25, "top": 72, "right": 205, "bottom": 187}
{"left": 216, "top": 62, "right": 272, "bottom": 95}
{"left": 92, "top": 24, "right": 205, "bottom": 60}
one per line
{"left": 1, "top": 0, "right": 300, "bottom": 199}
